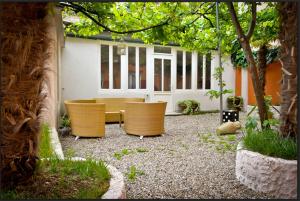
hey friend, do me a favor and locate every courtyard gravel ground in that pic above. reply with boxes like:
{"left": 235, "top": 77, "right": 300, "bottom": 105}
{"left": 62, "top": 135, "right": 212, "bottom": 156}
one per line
{"left": 59, "top": 112, "right": 274, "bottom": 199}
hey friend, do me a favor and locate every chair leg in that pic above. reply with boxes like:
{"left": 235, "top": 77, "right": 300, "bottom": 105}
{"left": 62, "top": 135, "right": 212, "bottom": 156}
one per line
{"left": 75, "top": 136, "right": 80, "bottom": 141}
{"left": 140, "top": 136, "right": 143, "bottom": 140}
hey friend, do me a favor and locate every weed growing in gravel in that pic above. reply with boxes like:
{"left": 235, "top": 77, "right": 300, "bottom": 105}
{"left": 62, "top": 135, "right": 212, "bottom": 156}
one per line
{"left": 65, "top": 148, "right": 75, "bottom": 158}
{"left": 113, "top": 148, "right": 149, "bottom": 160}
{"left": 199, "top": 132, "right": 239, "bottom": 153}
{"left": 136, "top": 147, "right": 149, "bottom": 153}
{"left": 125, "top": 166, "right": 145, "bottom": 182}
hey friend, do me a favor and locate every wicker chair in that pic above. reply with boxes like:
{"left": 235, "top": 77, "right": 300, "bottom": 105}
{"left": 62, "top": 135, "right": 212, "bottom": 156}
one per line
{"left": 123, "top": 101, "right": 167, "bottom": 136}
{"left": 95, "top": 98, "right": 145, "bottom": 123}
{"left": 64, "top": 100, "right": 105, "bottom": 137}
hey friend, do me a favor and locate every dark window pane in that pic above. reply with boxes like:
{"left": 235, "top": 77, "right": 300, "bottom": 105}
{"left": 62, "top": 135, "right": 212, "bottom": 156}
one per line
{"left": 113, "top": 46, "right": 121, "bottom": 89}
{"left": 197, "top": 53, "right": 203, "bottom": 89}
{"left": 154, "top": 59, "right": 162, "bottom": 91}
{"left": 176, "top": 51, "right": 183, "bottom": 89}
{"left": 164, "top": 59, "right": 171, "bottom": 91}
{"left": 186, "top": 52, "right": 192, "bottom": 89}
{"left": 154, "top": 46, "right": 171, "bottom": 54}
{"left": 205, "top": 53, "right": 211, "bottom": 89}
{"left": 128, "top": 47, "right": 136, "bottom": 89}
{"left": 101, "top": 45, "right": 109, "bottom": 89}
{"left": 139, "top": 47, "right": 146, "bottom": 89}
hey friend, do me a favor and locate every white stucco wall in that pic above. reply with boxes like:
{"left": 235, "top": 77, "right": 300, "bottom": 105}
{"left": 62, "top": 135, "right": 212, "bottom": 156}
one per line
{"left": 61, "top": 37, "right": 236, "bottom": 113}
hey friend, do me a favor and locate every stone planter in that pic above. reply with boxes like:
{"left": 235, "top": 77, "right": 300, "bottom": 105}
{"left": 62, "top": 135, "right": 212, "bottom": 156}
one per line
{"left": 236, "top": 142, "right": 297, "bottom": 199}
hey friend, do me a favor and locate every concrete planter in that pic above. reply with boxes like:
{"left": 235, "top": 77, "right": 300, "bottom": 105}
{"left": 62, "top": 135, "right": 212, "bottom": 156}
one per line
{"left": 236, "top": 142, "right": 297, "bottom": 199}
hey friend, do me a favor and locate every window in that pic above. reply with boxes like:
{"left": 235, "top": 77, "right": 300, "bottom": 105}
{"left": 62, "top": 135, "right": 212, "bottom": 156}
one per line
{"left": 101, "top": 45, "right": 109, "bottom": 89}
{"left": 128, "top": 47, "right": 136, "bottom": 89}
{"left": 205, "top": 53, "right": 211, "bottom": 89}
{"left": 197, "top": 53, "right": 203, "bottom": 89}
{"left": 176, "top": 51, "right": 183, "bottom": 89}
{"left": 154, "top": 59, "right": 162, "bottom": 91}
{"left": 139, "top": 47, "right": 147, "bottom": 89}
{"left": 113, "top": 46, "right": 121, "bottom": 89}
{"left": 154, "top": 58, "right": 171, "bottom": 92}
{"left": 154, "top": 46, "right": 171, "bottom": 54}
{"left": 185, "top": 52, "right": 192, "bottom": 89}
{"left": 196, "top": 52, "right": 212, "bottom": 90}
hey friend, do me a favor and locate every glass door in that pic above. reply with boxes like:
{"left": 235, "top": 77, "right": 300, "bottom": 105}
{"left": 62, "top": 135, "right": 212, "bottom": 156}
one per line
{"left": 154, "top": 58, "right": 171, "bottom": 92}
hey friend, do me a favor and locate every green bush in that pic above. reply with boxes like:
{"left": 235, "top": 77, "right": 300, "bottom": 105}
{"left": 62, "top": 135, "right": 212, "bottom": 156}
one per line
{"left": 59, "top": 114, "right": 71, "bottom": 128}
{"left": 177, "top": 99, "right": 200, "bottom": 115}
{"left": 243, "top": 129, "right": 297, "bottom": 160}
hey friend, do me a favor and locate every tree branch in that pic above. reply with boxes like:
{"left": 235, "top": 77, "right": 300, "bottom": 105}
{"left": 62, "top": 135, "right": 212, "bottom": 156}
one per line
{"left": 246, "top": 2, "right": 257, "bottom": 40}
{"left": 60, "top": 2, "right": 170, "bottom": 34}
{"left": 226, "top": 2, "right": 246, "bottom": 41}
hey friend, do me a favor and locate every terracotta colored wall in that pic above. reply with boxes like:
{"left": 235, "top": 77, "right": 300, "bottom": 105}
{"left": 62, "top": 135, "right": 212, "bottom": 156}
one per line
{"left": 235, "top": 68, "right": 242, "bottom": 96}
{"left": 248, "top": 61, "right": 281, "bottom": 106}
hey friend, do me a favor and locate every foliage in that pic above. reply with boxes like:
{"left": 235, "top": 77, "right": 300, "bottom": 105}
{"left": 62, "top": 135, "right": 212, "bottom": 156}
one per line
{"left": 205, "top": 66, "right": 233, "bottom": 100}
{"left": 231, "top": 47, "right": 280, "bottom": 68}
{"left": 125, "top": 165, "right": 145, "bottom": 182}
{"left": 243, "top": 129, "right": 297, "bottom": 160}
{"left": 227, "top": 96, "right": 244, "bottom": 111}
{"left": 198, "top": 132, "right": 239, "bottom": 153}
{"left": 59, "top": 114, "right": 71, "bottom": 128}
{"left": 0, "top": 157, "right": 111, "bottom": 199}
{"left": 177, "top": 99, "right": 200, "bottom": 115}
{"left": 38, "top": 124, "right": 56, "bottom": 159}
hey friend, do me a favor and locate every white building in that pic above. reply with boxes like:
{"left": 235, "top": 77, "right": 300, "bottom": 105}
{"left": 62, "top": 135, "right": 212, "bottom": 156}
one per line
{"left": 61, "top": 34, "right": 236, "bottom": 114}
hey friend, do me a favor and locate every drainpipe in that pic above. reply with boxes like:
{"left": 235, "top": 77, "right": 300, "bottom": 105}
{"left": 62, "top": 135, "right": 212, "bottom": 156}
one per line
{"left": 216, "top": 2, "right": 223, "bottom": 125}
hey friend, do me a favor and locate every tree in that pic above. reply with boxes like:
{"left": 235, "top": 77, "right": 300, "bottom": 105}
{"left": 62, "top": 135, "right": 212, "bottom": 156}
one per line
{"left": 60, "top": 2, "right": 276, "bottom": 127}
{"left": 226, "top": 2, "right": 269, "bottom": 128}
{"left": 277, "top": 2, "right": 297, "bottom": 138}
{"left": 0, "top": 3, "right": 51, "bottom": 189}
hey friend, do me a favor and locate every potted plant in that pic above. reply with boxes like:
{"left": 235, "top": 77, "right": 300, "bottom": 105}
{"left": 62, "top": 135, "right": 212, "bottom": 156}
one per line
{"left": 177, "top": 100, "right": 200, "bottom": 115}
{"left": 58, "top": 114, "right": 71, "bottom": 137}
{"left": 236, "top": 117, "right": 297, "bottom": 199}
{"left": 227, "top": 95, "right": 243, "bottom": 111}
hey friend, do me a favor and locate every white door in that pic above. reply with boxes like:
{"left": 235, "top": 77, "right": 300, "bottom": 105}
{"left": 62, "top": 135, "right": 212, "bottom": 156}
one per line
{"left": 152, "top": 56, "right": 173, "bottom": 113}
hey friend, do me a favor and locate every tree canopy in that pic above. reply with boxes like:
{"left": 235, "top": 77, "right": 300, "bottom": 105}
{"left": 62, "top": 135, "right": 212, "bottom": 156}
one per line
{"left": 61, "top": 2, "right": 279, "bottom": 56}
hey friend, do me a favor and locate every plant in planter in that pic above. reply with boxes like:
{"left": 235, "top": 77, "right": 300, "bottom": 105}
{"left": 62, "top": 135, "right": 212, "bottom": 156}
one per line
{"left": 177, "top": 100, "right": 200, "bottom": 115}
{"left": 227, "top": 96, "right": 244, "bottom": 111}
{"left": 58, "top": 114, "right": 71, "bottom": 137}
{"left": 236, "top": 116, "right": 297, "bottom": 199}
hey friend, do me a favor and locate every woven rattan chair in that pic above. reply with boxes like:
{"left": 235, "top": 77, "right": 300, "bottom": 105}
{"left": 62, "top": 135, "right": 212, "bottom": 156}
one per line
{"left": 95, "top": 98, "right": 145, "bottom": 123}
{"left": 64, "top": 100, "right": 105, "bottom": 138}
{"left": 123, "top": 101, "right": 167, "bottom": 136}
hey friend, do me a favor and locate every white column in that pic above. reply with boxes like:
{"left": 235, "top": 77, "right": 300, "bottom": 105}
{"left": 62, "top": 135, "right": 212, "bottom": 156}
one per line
{"left": 121, "top": 46, "right": 128, "bottom": 90}
{"left": 109, "top": 45, "right": 113, "bottom": 89}
{"left": 192, "top": 51, "right": 197, "bottom": 90}
{"left": 183, "top": 51, "right": 186, "bottom": 89}
{"left": 136, "top": 47, "right": 139, "bottom": 89}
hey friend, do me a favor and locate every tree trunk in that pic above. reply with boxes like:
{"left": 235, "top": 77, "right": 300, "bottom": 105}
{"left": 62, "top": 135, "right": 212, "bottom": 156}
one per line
{"left": 0, "top": 3, "right": 50, "bottom": 189}
{"left": 257, "top": 44, "right": 267, "bottom": 94}
{"left": 278, "top": 2, "right": 297, "bottom": 138}
{"left": 227, "top": 2, "right": 269, "bottom": 128}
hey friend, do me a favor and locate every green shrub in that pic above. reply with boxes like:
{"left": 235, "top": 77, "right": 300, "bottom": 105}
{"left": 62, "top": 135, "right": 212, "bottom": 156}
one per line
{"left": 243, "top": 129, "right": 297, "bottom": 160}
{"left": 177, "top": 99, "right": 200, "bottom": 115}
{"left": 59, "top": 114, "right": 71, "bottom": 128}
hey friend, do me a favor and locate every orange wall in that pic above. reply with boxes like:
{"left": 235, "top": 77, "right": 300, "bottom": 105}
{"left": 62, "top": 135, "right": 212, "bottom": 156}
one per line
{"left": 235, "top": 68, "right": 242, "bottom": 96}
{"left": 247, "top": 61, "right": 281, "bottom": 105}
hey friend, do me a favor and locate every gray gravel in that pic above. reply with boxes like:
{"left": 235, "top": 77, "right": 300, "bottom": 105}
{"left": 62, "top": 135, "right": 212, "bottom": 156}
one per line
{"left": 59, "top": 112, "right": 274, "bottom": 199}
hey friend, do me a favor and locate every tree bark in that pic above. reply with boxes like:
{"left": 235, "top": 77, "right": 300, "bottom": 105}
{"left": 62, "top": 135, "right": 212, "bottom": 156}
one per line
{"left": 257, "top": 44, "right": 267, "bottom": 94}
{"left": 0, "top": 3, "right": 50, "bottom": 189}
{"left": 278, "top": 2, "right": 297, "bottom": 138}
{"left": 226, "top": 2, "right": 269, "bottom": 128}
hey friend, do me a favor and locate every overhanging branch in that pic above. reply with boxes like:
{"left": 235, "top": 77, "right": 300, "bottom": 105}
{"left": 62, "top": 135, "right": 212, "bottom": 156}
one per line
{"left": 246, "top": 2, "right": 257, "bottom": 40}
{"left": 60, "top": 2, "right": 170, "bottom": 34}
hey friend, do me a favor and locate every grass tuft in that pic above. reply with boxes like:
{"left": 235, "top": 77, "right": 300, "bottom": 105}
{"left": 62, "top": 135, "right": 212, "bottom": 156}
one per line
{"left": 243, "top": 129, "right": 297, "bottom": 160}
